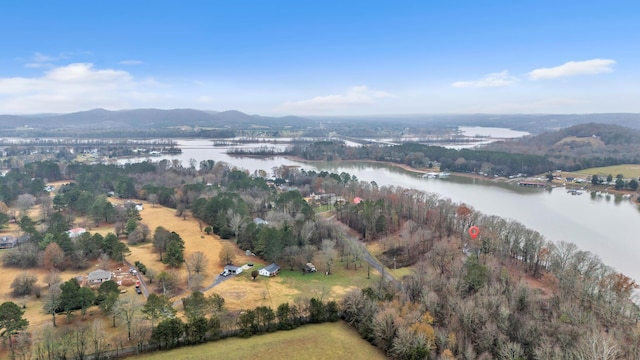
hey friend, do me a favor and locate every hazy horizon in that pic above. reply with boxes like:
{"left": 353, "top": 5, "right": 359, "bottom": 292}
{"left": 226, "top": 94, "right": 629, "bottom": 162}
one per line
{"left": 1, "top": 1, "right": 639, "bottom": 116}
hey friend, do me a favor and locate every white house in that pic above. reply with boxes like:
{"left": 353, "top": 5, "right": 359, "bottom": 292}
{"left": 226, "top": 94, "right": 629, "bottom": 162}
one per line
{"left": 67, "top": 227, "right": 87, "bottom": 238}
{"left": 259, "top": 263, "right": 280, "bottom": 277}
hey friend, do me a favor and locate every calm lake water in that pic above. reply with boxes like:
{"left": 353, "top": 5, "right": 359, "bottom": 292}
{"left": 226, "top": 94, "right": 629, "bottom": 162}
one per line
{"left": 118, "top": 138, "right": 640, "bottom": 281}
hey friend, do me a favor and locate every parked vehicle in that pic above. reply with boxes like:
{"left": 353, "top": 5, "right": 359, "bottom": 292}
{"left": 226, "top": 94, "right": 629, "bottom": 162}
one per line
{"left": 304, "top": 263, "right": 317, "bottom": 273}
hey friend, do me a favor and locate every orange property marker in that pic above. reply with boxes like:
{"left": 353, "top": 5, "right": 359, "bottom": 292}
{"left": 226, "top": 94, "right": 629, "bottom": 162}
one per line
{"left": 468, "top": 226, "right": 480, "bottom": 240}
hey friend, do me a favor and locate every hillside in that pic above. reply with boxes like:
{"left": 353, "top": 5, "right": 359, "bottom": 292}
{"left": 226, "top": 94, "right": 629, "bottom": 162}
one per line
{"left": 0, "top": 108, "right": 315, "bottom": 131}
{"left": 484, "top": 123, "right": 640, "bottom": 170}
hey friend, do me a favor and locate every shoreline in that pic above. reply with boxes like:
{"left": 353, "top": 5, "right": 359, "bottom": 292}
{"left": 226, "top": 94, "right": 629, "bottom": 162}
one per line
{"left": 285, "top": 156, "right": 639, "bottom": 203}
{"left": 285, "top": 155, "right": 509, "bottom": 181}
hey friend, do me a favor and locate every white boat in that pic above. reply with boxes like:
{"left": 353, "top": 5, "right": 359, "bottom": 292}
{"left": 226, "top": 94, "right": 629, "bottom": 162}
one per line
{"left": 422, "top": 171, "right": 450, "bottom": 179}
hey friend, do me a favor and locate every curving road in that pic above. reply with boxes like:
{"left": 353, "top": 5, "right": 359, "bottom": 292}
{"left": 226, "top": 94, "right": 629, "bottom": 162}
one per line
{"left": 328, "top": 216, "right": 404, "bottom": 292}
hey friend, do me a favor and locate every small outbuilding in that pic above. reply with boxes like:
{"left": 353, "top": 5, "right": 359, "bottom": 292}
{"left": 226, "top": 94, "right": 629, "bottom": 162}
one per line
{"left": 88, "top": 269, "right": 113, "bottom": 284}
{"left": 259, "top": 263, "right": 281, "bottom": 277}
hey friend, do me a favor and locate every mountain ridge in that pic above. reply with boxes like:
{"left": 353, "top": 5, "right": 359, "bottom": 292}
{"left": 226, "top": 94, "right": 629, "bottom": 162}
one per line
{"left": 0, "top": 108, "right": 314, "bottom": 130}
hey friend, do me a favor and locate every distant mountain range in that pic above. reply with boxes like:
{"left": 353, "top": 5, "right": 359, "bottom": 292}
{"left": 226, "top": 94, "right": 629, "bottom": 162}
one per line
{"left": 0, "top": 108, "right": 314, "bottom": 130}
{"left": 2, "top": 108, "right": 640, "bottom": 135}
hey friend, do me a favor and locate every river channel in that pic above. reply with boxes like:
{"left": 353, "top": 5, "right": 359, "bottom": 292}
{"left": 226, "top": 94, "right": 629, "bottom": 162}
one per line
{"left": 118, "top": 139, "right": 640, "bottom": 282}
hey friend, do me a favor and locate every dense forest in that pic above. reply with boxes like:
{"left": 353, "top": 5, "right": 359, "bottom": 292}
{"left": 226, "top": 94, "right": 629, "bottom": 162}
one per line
{"left": 289, "top": 141, "right": 553, "bottom": 177}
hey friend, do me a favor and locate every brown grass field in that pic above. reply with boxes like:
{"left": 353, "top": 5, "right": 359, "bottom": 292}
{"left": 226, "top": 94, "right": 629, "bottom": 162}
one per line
{"left": 129, "top": 321, "right": 388, "bottom": 360}
{"left": 0, "top": 193, "right": 385, "bottom": 359}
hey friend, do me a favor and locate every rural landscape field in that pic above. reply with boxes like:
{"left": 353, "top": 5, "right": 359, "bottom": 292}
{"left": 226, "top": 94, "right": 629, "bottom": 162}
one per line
{"left": 132, "top": 322, "right": 387, "bottom": 360}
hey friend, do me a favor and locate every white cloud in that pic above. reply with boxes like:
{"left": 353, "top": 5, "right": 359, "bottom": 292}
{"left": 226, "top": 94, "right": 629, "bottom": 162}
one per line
{"left": 528, "top": 59, "right": 615, "bottom": 80}
{"left": 0, "top": 63, "right": 165, "bottom": 114}
{"left": 452, "top": 71, "right": 517, "bottom": 88}
{"left": 23, "top": 51, "right": 93, "bottom": 69}
{"left": 119, "top": 60, "right": 143, "bottom": 65}
{"left": 278, "top": 86, "right": 394, "bottom": 113}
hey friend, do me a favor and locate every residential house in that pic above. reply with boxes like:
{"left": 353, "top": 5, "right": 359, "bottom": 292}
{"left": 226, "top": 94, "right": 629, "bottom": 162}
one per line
{"left": 67, "top": 227, "right": 87, "bottom": 238}
{"left": 88, "top": 269, "right": 112, "bottom": 284}
{"left": 259, "top": 263, "right": 280, "bottom": 277}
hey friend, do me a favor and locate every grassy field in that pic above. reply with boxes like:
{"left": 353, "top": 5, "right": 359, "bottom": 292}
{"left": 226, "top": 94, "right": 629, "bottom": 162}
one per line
{"left": 277, "top": 260, "right": 382, "bottom": 300}
{"left": 130, "top": 322, "right": 387, "bottom": 360}
{"left": 576, "top": 164, "right": 640, "bottom": 178}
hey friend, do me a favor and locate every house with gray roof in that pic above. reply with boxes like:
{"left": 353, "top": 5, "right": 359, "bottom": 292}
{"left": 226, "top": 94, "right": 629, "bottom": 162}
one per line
{"left": 259, "top": 263, "right": 280, "bottom": 277}
{"left": 88, "top": 269, "right": 113, "bottom": 284}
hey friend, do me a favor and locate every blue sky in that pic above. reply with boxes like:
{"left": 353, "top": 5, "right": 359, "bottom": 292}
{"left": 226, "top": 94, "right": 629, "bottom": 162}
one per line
{"left": 1, "top": 1, "right": 639, "bottom": 115}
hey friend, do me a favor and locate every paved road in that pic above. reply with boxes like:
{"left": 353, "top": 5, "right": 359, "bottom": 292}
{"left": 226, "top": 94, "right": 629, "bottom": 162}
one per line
{"left": 204, "top": 272, "right": 235, "bottom": 291}
{"left": 123, "top": 259, "right": 149, "bottom": 298}
{"left": 329, "top": 217, "right": 404, "bottom": 292}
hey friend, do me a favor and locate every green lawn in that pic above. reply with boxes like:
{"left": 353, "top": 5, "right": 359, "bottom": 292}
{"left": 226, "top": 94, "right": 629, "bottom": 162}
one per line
{"left": 389, "top": 267, "right": 413, "bottom": 279}
{"left": 277, "top": 258, "right": 382, "bottom": 299}
{"left": 131, "top": 322, "right": 387, "bottom": 360}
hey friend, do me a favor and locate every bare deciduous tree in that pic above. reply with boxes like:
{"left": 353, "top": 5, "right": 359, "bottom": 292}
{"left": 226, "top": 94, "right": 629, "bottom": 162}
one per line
{"left": 44, "top": 269, "right": 61, "bottom": 288}
{"left": 147, "top": 193, "right": 158, "bottom": 207}
{"left": 574, "top": 331, "right": 620, "bottom": 360}
{"left": 11, "top": 272, "right": 37, "bottom": 297}
{"left": 43, "top": 284, "right": 62, "bottom": 327}
{"left": 157, "top": 270, "right": 180, "bottom": 296}
{"left": 219, "top": 242, "right": 236, "bottom": 266}
{"left": 321, "top": 239, "right": 336, "bottom": 274}
{"left": 227, "top": 210, "right": 245, "bottom": 239}
{"left": 128, "top": 228, "right": 145, "bottom": 245}
{"left": 188, "top": 251, "right": 208, "bottom": 274}
{"left": 114, "top": 294, "right": 142, "bottom": 341}
{"left": 16, "top": 194, "right": 36, "bottom": 214}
